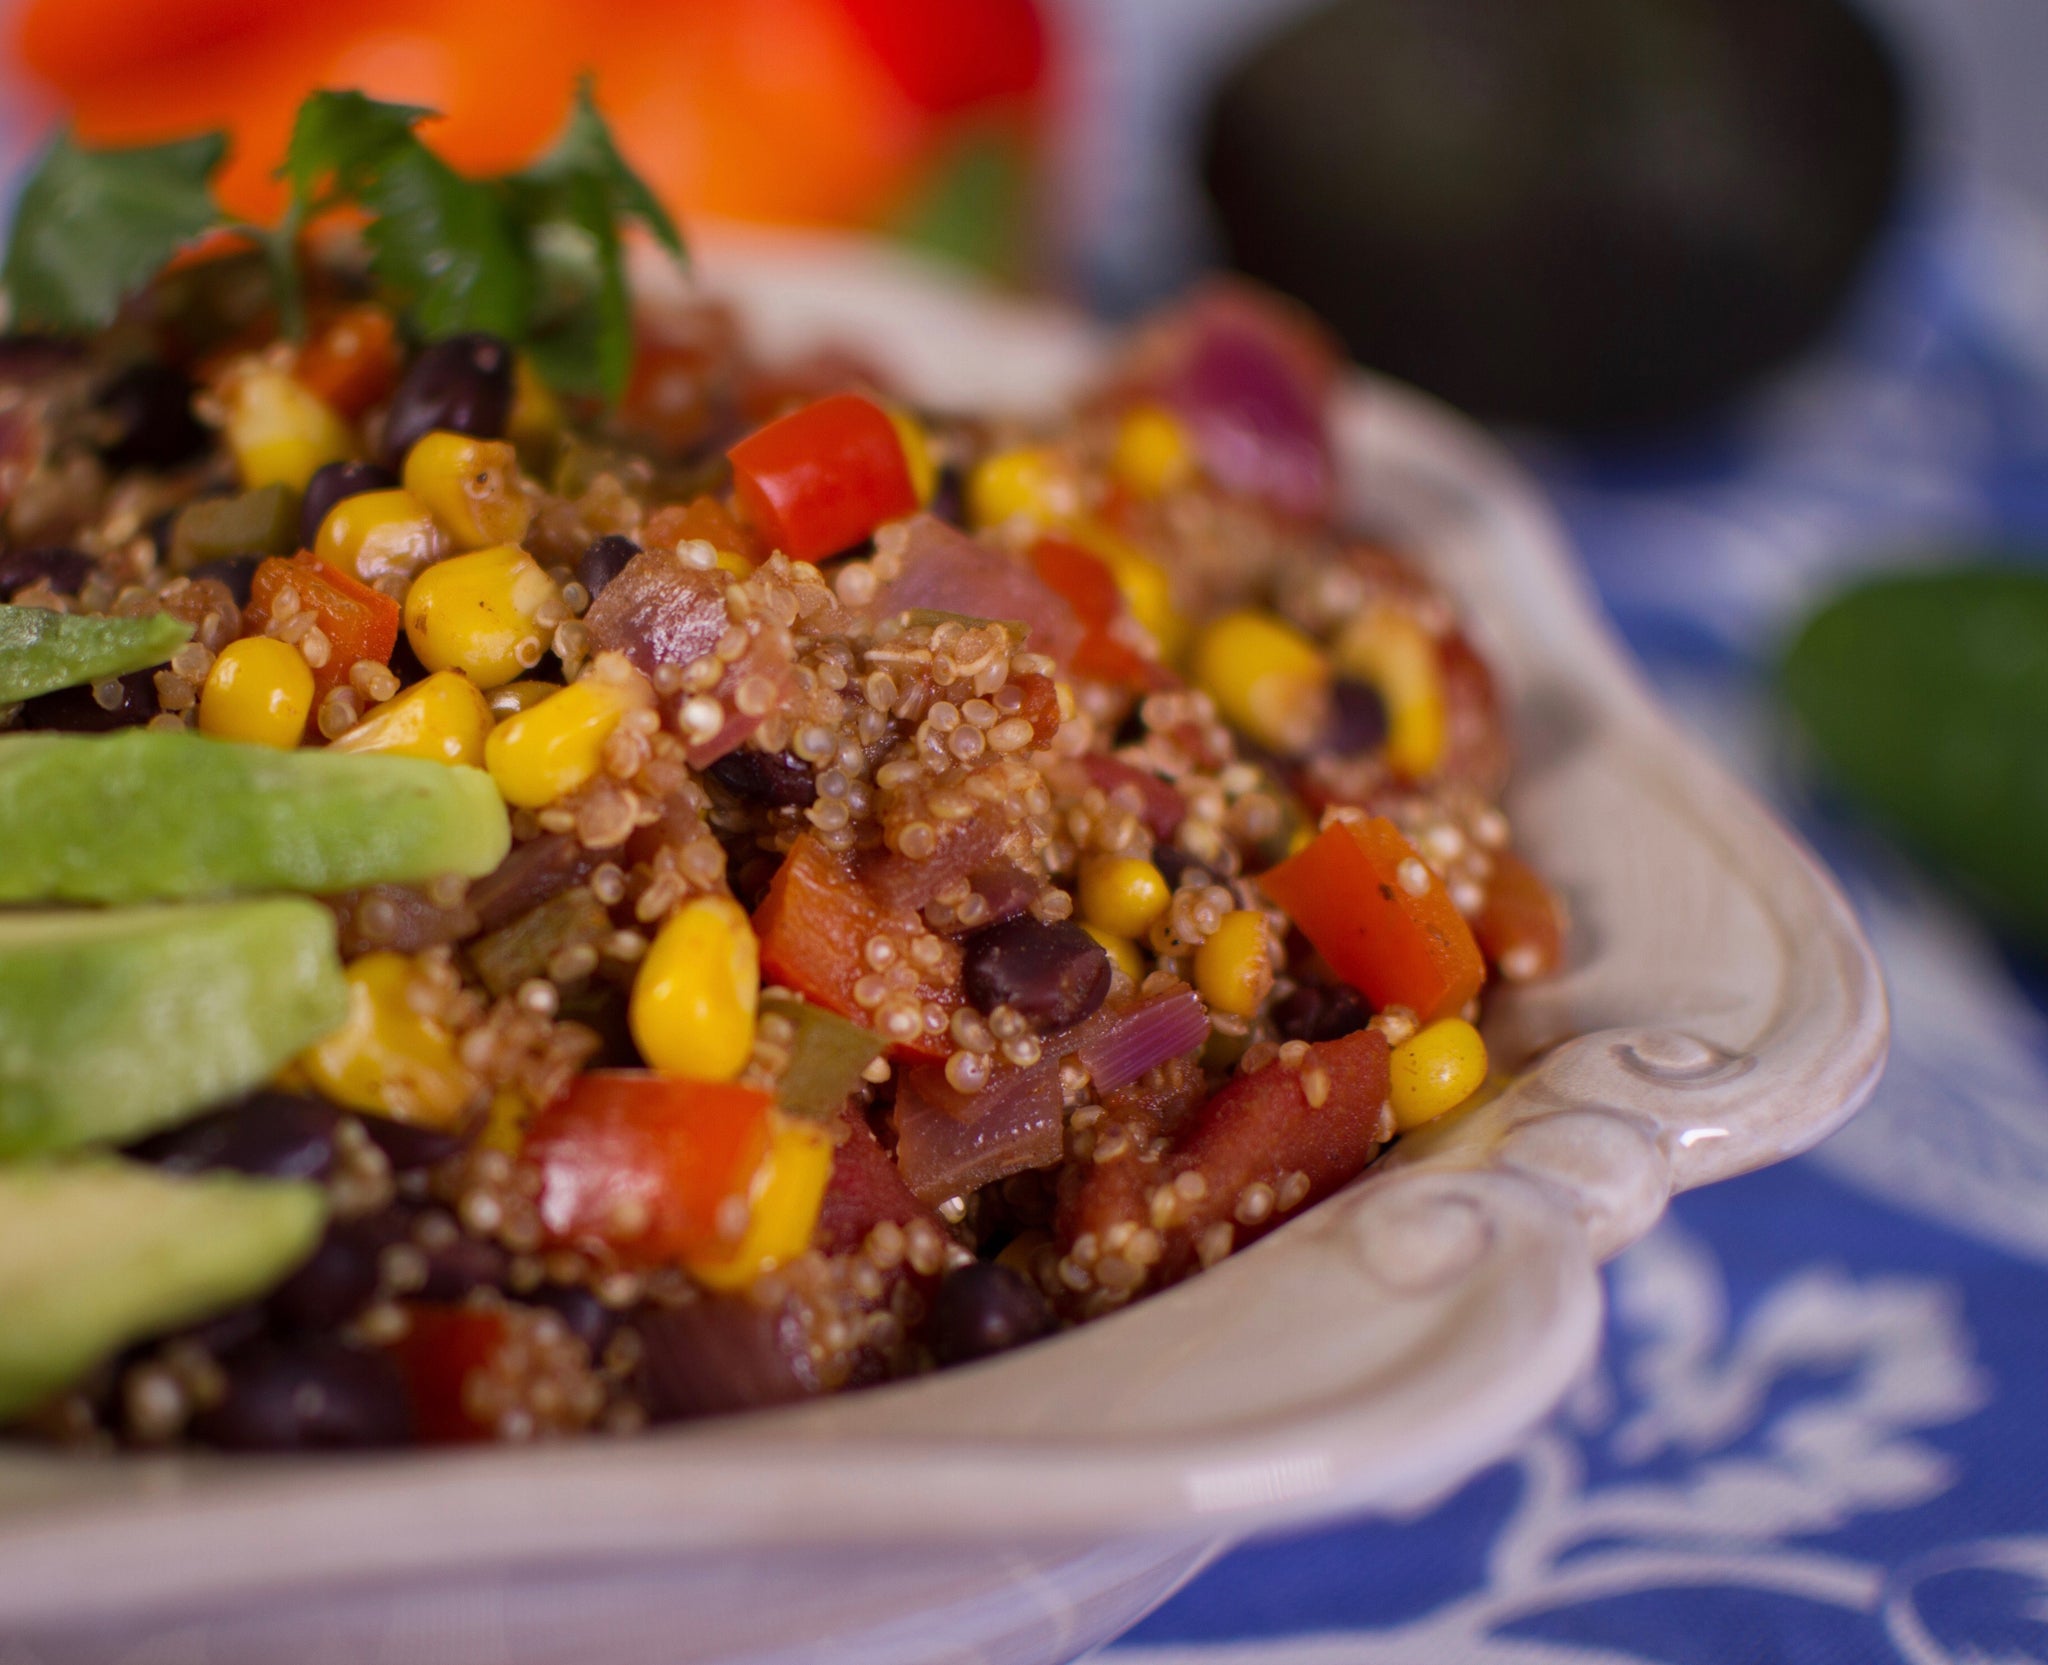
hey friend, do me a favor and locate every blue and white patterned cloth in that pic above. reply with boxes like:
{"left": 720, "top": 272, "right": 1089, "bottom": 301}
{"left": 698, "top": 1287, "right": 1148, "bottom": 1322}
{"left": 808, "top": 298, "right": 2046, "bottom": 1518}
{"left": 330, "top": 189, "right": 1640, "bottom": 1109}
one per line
{"left": 1104, "top": 189, "right": 2048, "bottom": 1665}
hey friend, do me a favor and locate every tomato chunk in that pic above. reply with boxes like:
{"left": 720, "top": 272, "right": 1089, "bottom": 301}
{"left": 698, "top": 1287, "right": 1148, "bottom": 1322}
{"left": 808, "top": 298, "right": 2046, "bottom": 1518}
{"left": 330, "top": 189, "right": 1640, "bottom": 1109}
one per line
{"left": 728, "top": 392, "right": 918, "bottom": 562}
{"left": 1261, "top": 817, "right": 1485, "bottom": 1023}
{"left": 1474, "top": 847, "right": 1566, "bottom": 982}
{"left": 387, "top": 1305, "right": 507, "bottom": 1444}
{"left": 245, "top": 551, "right": 400, "bottom": 704}
{"left": 524, "top": 1071, "right": 774, "bottom": 1266}
{"left": 753, "top": 833, "right": 961, "bottom": 1060}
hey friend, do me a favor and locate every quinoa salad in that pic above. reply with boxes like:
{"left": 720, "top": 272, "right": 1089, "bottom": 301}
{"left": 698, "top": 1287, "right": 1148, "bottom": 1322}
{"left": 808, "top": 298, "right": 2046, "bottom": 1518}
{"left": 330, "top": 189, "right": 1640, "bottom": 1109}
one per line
{"left": 0, "top": 97, "right": 1564, "bottom": 1451}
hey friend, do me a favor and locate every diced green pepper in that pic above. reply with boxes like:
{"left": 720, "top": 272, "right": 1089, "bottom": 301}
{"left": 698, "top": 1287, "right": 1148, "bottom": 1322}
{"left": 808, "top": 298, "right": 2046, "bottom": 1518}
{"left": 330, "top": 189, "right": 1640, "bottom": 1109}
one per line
{"left": 167, "top": 482, "right": 299, "bottom": 571}
{"left": 468, "top": 886, "right": 611, "bottom": 997}
{"left": 762, "top": 991, "right": 886, "bottom": 1119}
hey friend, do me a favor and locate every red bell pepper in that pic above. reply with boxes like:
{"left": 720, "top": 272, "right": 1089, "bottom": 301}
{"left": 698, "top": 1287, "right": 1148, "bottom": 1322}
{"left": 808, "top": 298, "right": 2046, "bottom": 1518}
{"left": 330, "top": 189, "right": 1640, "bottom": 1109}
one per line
{"left": 1028, "top": 535, "right": 1163, "bottom": 689}
{"left": 753, "top": 833, "right": 962, "bottom": 1059}
{"left": 524, "top": 1071, "right": 774, "bottom": 1266}
{"left": 728, "top": 392, "right": 918, "bottom": 562}
{"left": 245, "top": 551, "right": 400, "bottom": 704}
{"left": 1260, "top": 817, "right": 1486, "bottom": 1023}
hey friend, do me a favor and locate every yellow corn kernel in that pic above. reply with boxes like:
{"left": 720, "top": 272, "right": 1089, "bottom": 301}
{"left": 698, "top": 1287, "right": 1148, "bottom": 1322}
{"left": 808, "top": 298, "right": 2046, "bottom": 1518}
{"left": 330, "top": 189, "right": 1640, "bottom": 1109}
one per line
{"left": 330, "top": 669, "right": 493, "bottom": 767}
{"left": 507, "top": 356, "right": 563, "bottom": 464}
{"left": 714, "top": 548, "right": 754, "bottom": 578}
{"left": 1194, "top": 909, "right": 1273, "bottom": 1018}
{"left": 886, "top": 406, "right": 937, "bottom": 506}
{"left": 198, "top": 636, "right": 313, "bottom": 748}
{"left": 1334, "top": 606, "right": 1447, "bottom": 778}
{"left": 484, "top": 669, "right": 654, "bottom": 809}
{"left": 690, "top": 1118, "right": 835, "bottom": 1291}
{"left": 1112, "top": 403, "right": 1196, "bottom": 498}
{"left": 631, "top": 896, "right": 760, "bottom": 1082}
{"left": 1191, "top": 609, "right": 1331, "bottom": 755}
{"left": 1388, "top": 1018, "right": 1488, "bottom": 1132}
{"left": 401, "top": 430, "right": 535, "bottom": 551}
{"left": 301, "top": 951, "right": 473, "bottom": 1128}
{"left": 1079, "top": 855, "right": 1172, "bottom": 940}
{"left": 403, "top": 544, "right": 560, "bottom": 691}
{"left": 967, "top": 445, "right": 1074, "bottom": 529}
{"left": 1082, "top": 923, "right": 1145, "bottom": 985}
{"left": 478, "top": 1089, "right": 528, "bottom": 1156}
{"left": 314, "top": 487, "right": 446, "bottom": 585}
{"left": 1073, "top": 521, "right": 1188, "bottom": 661}
{"left": 223, "top": 366, "right": 354, "bottom": 493}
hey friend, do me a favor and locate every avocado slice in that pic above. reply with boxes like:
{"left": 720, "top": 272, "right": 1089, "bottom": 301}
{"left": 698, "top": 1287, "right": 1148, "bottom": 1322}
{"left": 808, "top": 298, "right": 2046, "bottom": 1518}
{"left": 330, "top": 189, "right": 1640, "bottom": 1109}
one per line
{"left": 0, "top": 730, "right": 512, "bottom": 904}
{"left": 0, "top": 604, "right": 192, "bottom": 704}
{"left": 0, "top": 899, "right": 348, "bottom": 1156}
{"left": 0, "top": 1159, "right": 326, "bottom": 1419}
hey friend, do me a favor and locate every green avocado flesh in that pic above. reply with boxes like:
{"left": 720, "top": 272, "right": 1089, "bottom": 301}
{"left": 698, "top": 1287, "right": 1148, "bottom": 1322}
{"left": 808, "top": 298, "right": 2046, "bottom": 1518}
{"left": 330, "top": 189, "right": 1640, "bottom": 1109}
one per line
{"left": 0, "top": 605, "right": 192, "bottom": 703}
{"left": 0, "top": 899, "right": 347, "bottom": 1156}
{"left": 0, "top": 730, "right": 511, "bottom": 903}
{"left": 0, "top": 1160, "right": 326, "bottom": 1419}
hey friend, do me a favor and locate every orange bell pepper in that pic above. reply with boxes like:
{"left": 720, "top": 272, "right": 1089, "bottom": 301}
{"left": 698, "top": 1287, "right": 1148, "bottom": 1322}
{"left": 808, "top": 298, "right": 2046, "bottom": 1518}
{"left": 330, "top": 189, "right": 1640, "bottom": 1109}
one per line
{"left": 1260, "top": 816, "right": 1486, "bottom": 1024}
{"left": 524, "top": 1071, "right": 775, "bottom": 1267}
{"left": 1473, "top": 847, "right": 1566, "bottom": 982}
{"left": 245, "top": 551, "right": 401, "bottom": 705}
{"left": 294, "top": 304, "right": 401, "bottom": 419}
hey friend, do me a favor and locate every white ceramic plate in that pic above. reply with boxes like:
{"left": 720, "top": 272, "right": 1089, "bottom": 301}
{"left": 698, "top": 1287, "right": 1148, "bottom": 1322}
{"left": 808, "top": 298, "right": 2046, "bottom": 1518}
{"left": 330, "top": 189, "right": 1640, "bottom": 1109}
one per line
{"left": 1, "top": 234, "right": 1887, "bottom": 1665}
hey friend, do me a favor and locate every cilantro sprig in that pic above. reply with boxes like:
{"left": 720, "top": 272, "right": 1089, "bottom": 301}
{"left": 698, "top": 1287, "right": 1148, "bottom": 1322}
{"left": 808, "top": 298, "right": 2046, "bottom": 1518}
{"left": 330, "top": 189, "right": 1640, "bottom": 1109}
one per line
{"left": 1, "top": 83, "right": 684, "bottom": 402}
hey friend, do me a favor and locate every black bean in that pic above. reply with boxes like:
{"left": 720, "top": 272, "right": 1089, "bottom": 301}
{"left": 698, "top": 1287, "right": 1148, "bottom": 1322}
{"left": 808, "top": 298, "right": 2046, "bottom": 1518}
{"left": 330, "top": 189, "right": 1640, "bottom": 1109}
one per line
{"left": 189, "top": 1339, "right": 411, "bottom": 1451}
{"left": 359, "top": 1117, "right": 468, "bottom": 1174}
{"left": 1151, "top": 845, "right": 1202, "bottom": 890}
{"left": 928, "top": 1261, "right": 1054, "bottom": 1366}
{"left": 17, "top": 668, "right": 159, "bottom": 731}
{"left": 527, "top": 1284, "right": 617, "bottom": 1359}
{"left": 0, "top": 545, "right": 91, "bottom": 597}
{"left": 705, "top": 746, "right": 818, "bottom": 808}
{"left": 1324, "top": 676, "right": 1389, "bottom": 755}
{"left": 1274, "top": 980, "right": 1373, "bottom": 1044}
{"left": 300, "top": 460, "right": 399, "bottom": 549}
{"left": 577, "top": 533, "right": 641, "bottom": 601}
{"left": 381, "top": 333, "right": 513, "bottom": 465}
{"left": 93, "top": 361, "right": 208, "bottom": 471}
{"left": 415, "top": 1230, "right": 508, "bottom": 1303}
{"left": 636, "top": 1298, "right": 818, "bottom": 1422}
{"left": 268, "top": 1222, "right": 386, "bottom": 1332}
{"left": 186, "top": 553, "right": 263, "bottom": 607}
{"left": 963, "top": 915, "right": 1111, "bottom": 1031}
{"left": 126, "top": 1092, "right": 340, "bottom": 1181}
{"left": 386, "top": 628, "right": 431, "bottom": 686}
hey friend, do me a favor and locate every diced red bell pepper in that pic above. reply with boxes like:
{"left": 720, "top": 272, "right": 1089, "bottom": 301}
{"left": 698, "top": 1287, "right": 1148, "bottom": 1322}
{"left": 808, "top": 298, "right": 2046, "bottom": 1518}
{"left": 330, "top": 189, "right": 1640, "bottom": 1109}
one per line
{"left": 839, "top": 0, "right": 1047, "bottom": 115}
{"left": 245, "top": 551, "right": 400, "bottom": 704}
{"left": 1027, "top": 535, "right": 1164, "bottom": 689}
{"left": 642, "top": 495, "right": 767, "bottom": 567}
{"left": 387, "top": 1305, "right": 508, "bottom": 1445}
{"left": 1474, "top": 848, "right": 1566, "bottom": 981}
{"left": 753, "top": 834, "right": 961, "bottom": 1060}
{"left": 728, "top": 392, "right": 918, "bottom": 562}
{"left": 1260, "top": 817, "right": 1486, "bottom": 1023}
{"left": 524, "top": 1071, "right": 774, "bottom": 1266}
{"left": 294, "top": 304, "right": 400, "bottom": 419}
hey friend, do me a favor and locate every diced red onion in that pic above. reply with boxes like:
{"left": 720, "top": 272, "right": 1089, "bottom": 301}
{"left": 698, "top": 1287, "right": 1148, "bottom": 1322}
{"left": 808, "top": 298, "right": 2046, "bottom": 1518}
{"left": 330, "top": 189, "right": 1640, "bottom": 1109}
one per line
{"left": 1074, "top": 988, "right": 1210, "bottom": 1096}
{"left": 872, "top": 515, "right": 1084, "bottom": 666}
{"left": 861, "top": 809, "right": 1007, "bottom": 912}
{"left": 582, "top": 547, "right": 729, "bottom": 678}
{"left": 1079, "top": 754, "right": 1186, "bottom": 840}
{"left": 813, "top": 1107, "right": 931, "bottom": 1256}
{"left": 894, "top": 1059, "right": 1064, "bottom": 1205}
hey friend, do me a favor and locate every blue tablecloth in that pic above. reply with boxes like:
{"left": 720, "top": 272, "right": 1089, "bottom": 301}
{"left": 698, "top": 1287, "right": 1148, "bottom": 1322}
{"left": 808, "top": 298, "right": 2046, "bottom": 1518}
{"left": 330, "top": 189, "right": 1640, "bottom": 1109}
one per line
{"left": 1104, "top": 189, "right": 2048, "bottom": 1665}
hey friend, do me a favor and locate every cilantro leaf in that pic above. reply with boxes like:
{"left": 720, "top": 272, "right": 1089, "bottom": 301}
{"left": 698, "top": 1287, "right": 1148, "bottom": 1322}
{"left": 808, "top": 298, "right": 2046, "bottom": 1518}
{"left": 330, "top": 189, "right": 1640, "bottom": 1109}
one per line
{"left": 282, "top": 89, "right": 433, "bottom": 208}
{"left": 520, "top": 79, "right": 685, "bottom": 258}
{"left": 359, "top": 144, "right": 532, "bottom": 342}
{"left": 4, "top": 129, "right": 227, "bottom": 332}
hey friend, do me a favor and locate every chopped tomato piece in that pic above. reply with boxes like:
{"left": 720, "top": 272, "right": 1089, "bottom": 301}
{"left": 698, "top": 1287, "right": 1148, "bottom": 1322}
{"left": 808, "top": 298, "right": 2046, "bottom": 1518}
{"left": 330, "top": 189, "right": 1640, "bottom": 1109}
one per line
{"left": 245, "top": 551, "right": 401, "bottom": 706}
{"left": 1260, "top": 817, "right": 1485, "bottom": 1023}
{"left": 643, "top": 494, "right": 766, "bottom": 567}
{"left": 387, "top": 1305, "right": 508, "bottom": 1445}
{"left": 294, "top": 304, "right": 400, "bottom": 419}
{"left": 524, "top": 1071, "right": 774, "bottom": 1266}
{"left": 728, "top": 392, "right": 918, "bottom": 562}
{"left": 1474, "top": 848, "right": 1566, "bottom": 982}
{"left": 753, "top": 834, "right": 961, "bottom": 1059}
{"left": 1028, "top": 535, "right": 1163, "bottom": 689}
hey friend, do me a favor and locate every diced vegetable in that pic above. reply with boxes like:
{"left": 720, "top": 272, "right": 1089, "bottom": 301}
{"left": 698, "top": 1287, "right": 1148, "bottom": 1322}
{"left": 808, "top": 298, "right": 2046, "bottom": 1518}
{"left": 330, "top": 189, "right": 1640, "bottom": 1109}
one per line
{"left": 629, "top": 896, "right": 760, "bottom": 1083}
{"left": 753, "top": 835, "right": 962, "bottom": 1059}
{"left": 872, "top": 515, "right": 1084, "bottom": 666}
{"left": 690, "top": 1119, "right": 835, "bottom": 1291}
{"left": 1333, "top": 604, "right": 1446, "bottom": 779}
{"left": 525, "top": 1072, "right": 773, "bottom": 1267}
{"left": 467, "top": 887, "right": 611, "bottom": 999}
{"left": 293, "top": 303, "right": 401, "bottom": 419}
{"left": 167, "top": 483, "right": 299, "bottom": 571}
{"left": 1260, "top": 817, "right": 1485, "bottom": 1023}
{"left": 636, "top": 1296, "right": 818, "bottom": 1422}
{"left": 246, "top": 551, "right": 401, "bottom": 703}
{"left": 895, "top": 1055, "right": 1064, "bottom": 1205}
{"left": 1027, "top": 535, "right": 1161, "bottom": 687}
{"left": 761, "top": 993, "right": 887, "bottom": 1120}
{"left": 813, "top": 1106, "right": 932, "bottom": 1256}
{"left": 0, "top": 604, "right": 190, "bottom": 703}
{"left": 386, "top": 1305, "right": 507, "bottom": 1444}
{"left": 1073, "top": 987, "right": 1211, "bottom": 1096}
{"left": 1473, "top": 848, "right": 1567, "bottom": 982}
{"left": 728, "top": 392, "right": 920, "bottom": 561}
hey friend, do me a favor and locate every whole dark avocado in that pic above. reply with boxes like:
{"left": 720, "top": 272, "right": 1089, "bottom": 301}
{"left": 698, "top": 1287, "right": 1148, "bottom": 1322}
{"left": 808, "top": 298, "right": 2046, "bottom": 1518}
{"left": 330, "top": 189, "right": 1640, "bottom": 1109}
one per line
{"left": 1200, "top": 0, "right": 1910, "bottom": 434}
